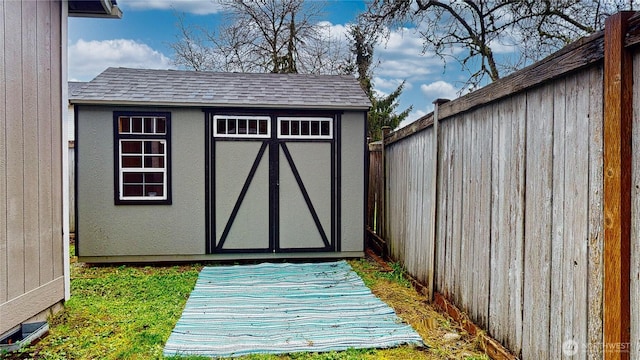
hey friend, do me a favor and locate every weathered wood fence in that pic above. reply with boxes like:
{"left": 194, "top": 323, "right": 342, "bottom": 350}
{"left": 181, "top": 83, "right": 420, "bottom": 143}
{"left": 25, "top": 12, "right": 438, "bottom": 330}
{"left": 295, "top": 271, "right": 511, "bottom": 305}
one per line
{"left": 368, "top": 11, "right": 640, "bottom": 360}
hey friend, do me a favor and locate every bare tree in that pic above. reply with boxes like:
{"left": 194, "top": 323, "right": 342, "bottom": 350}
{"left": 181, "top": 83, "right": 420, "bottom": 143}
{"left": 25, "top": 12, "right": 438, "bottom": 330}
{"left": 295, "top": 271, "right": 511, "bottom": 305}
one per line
{"left": 364, "top": 0, "right": 640, "bottom": 87}
{"left": 170, "top": 0, "right": 348, "bottom": 74}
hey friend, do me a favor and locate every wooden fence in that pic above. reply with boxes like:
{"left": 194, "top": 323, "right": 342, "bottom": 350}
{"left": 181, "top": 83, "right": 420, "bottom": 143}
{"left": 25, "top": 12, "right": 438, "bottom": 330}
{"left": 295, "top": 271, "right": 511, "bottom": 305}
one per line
{"left": 369, "top": 11, "right": 640, "bottom": 360}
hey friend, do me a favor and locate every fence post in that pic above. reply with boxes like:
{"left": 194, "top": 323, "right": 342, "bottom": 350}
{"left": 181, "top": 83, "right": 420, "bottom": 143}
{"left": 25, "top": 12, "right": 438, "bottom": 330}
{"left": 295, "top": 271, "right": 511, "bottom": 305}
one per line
{"left": 380, "top": 126, "right": 391, "bottom": 256}
{"left": 603, "top": 11, "right": 633, "bottom": 360}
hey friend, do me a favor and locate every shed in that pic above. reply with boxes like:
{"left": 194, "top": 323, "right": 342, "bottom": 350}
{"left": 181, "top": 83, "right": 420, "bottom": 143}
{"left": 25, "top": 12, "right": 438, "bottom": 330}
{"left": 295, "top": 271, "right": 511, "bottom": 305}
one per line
{"left": 70, "top": 67, "right": 370, "bottom": 263}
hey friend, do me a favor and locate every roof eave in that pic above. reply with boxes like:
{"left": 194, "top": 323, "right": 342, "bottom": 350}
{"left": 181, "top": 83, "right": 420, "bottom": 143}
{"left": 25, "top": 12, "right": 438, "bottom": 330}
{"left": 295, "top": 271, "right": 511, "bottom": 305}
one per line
{"left": 68, "top": 0, "right": 123, "bottom": 19}
{"left": 69, "top": 99, "right": 370, "bottom": 111}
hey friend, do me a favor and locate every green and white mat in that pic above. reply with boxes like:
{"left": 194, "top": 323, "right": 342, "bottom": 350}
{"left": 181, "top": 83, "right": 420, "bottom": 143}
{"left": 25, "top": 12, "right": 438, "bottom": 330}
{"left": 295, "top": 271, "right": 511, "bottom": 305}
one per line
{"left": 163, "top": 261, "right": 424, "bottom": 358}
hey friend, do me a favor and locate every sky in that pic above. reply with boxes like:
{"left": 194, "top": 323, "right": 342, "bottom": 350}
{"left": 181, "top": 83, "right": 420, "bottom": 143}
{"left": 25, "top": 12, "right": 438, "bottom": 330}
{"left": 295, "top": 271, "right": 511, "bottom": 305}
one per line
{"left": 68, "top": 0, "right": 476, "bottom": 128}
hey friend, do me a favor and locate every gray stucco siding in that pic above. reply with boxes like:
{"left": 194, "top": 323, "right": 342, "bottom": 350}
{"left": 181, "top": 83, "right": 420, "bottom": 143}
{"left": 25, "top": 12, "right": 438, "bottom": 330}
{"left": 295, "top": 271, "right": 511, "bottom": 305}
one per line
{"left": 76, "top": 106, "right": 205, "bottom": 256}
{"left": 340, "top": 111, "right": 366, "bottom": 252}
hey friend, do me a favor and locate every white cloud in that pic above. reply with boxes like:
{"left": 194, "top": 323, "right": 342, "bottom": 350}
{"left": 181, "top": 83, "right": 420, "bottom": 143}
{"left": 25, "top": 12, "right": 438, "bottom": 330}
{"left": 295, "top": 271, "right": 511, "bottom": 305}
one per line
{"left": 373, "top": 77, "right": 412, "bottom": 92}
{"left": 124, "top": 0, "right": 223, "bottom": 15}
{"left": 420, "top": 81, "right": 459, "bottom": 102}
{"left": 316, "top": 21, "right": 349, "bottom": 39}
{"left": 69, "top": 39, "right": 173, "bottom": 81}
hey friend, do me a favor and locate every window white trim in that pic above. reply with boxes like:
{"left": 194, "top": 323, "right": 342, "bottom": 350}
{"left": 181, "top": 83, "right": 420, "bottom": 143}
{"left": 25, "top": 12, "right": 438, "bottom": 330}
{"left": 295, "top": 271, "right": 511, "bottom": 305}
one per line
{"left": 277, "top": 117, "right": 333, "bottom": 139}
{"left": 118, "top": 139, "right": 168, "bottom": 201}
{"left": 213, "top": 115, "right": 271, "bottom": 138}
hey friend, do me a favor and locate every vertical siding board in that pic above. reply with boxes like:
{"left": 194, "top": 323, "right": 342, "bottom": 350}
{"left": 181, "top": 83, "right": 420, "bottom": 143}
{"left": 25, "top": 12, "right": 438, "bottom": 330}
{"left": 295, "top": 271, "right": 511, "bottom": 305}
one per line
{"left": 22, "top": 0, "right": 40, "bottom": 293}
{"left": 0, "top": 0, "right": 7, "bottom": 304}
{"left": 50, "top": 0, "right": 63, "bottom": 279}
{"left": 631, "top": 53, "right": 640, "bottom": 359}
{"left": 37, "top": 0, "right": 53, "bottom": 285}
{"left": 5, "top": 0, "right": 25, "bottom": 300}
{"left": 550, "top": 77, "right": 566, "bottom": 359}
{"left": 587, "top": 65, "right": 603, "bottom": 360}
{"left": 444, "top": 119, "right": 456, "bottom": 297}
{"left": 523, "top": 84, "right": 554, "bottom": 359}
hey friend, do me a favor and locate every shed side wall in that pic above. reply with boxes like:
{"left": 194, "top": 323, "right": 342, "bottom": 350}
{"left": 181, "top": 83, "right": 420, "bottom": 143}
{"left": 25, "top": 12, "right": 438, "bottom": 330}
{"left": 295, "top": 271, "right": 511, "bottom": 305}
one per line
{"left": 0, "top": 0, "right": 65, "bottom": 336}
{"left": 76, "top": 106, "right": 205, "bottom": 256}
{"left": 340, "top": 111, "right": 365, "bottom": 252}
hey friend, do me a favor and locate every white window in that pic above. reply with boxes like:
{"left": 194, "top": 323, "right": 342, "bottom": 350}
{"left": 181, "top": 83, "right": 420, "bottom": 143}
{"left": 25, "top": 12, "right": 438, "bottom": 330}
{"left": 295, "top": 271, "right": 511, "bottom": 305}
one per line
{"left": 115, "top": 113, "right": 171, "bottom": 204}
{"left": 277, "top": 117, "right": 333, "bottom": 139}
{"left": 214, "top": 115, "right": 270, "bottom": 138}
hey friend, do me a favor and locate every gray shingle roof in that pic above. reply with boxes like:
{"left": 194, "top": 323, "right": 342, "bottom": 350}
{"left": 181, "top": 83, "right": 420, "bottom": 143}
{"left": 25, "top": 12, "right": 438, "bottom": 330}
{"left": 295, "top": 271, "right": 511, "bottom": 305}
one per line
{"left": 70, "top": 67, "right": 371, "bottom": 110}
{"left": 68, "top": 81, "right": 88, "bottom": 97}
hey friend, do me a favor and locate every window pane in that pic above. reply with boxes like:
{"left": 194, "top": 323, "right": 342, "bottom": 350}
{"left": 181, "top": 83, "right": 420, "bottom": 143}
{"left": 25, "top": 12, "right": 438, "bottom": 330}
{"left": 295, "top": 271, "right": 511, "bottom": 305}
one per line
{"left": 156, "top": 118, "right": 166, "bottom": 134}
{"left": 238, "top": 119, "right": 247, "bottom": 134}
{"left": 144, "top": 117, "right": 154, "bottom": 133}
{"left": 227, "top": 119, "right": 236, "bottom": 134}
{"left": 144, "top": 173, "right": 164, "bottom": 183}
{"left": 280, "top": 120, "right": 289, "bottom": 135}
{"left": 311, "top": 121, "right": 320, "bottom": 135}
{"left": 248, "top": 119, "right": 257, "bottom": 134}
{"left": 144, "top": 156, "right": 164, "bottom": 168}
{"left": 217, "top": 119, "right": 226, "bottom": 134}
{"left": 123, "top": 172, "right": 143, "bottom": 183}
{"left": 132, "top": 117, "right": 143, "bottom": 133}
{"left": 144, "top": 141, "right": 165, "bottom": 155}
{"left": 123, "top": 185, "right": 143, "bottom": 196}
{"left": 122, "top": 156, "right": 142, "bottom": 168}
{"left": 145, "top": 185, "right": 164, "bottom": 197}
{"left": 291, "top": 121, "right": 299, "bottom": 135}
{"left": 122, "top": 141, "right": 142, "bottom": 154}
{"left": 259, "top": 120, "right": 268, "bottom": 135}
{"left": 119, "top": 117, "right": 130, "bottom": 133}
{"left": 301, "top": 121, "right": 310, "bottom": 135}
{"left": 321, "top": 121, "right": 330, "bottom": 136}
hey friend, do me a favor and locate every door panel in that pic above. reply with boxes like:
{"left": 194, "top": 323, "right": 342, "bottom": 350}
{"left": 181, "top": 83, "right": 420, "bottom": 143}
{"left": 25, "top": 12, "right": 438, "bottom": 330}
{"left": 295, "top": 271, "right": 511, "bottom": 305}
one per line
{"left": 214, "top": 141, "right": 270, "bottom": 251}
{"left": 278, "top": 142, "right": 332, "bottom": 250}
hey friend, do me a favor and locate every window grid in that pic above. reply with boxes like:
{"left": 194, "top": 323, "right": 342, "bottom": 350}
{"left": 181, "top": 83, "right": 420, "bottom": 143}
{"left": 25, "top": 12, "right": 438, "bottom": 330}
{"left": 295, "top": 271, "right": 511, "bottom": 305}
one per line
{"left": 119, "top": 116, "right": 166, "bottom": 135}
{"left": 115, "top": 112, "right": 170, "bottom": 203}
{"left": 213, "top": 115, "right": 271, "bottom": 138}
{"left": 119, "top": 139, "right": 167, "bottom": 200}
{"left": 277, "top": 117, "right": 333, "bottom": 139}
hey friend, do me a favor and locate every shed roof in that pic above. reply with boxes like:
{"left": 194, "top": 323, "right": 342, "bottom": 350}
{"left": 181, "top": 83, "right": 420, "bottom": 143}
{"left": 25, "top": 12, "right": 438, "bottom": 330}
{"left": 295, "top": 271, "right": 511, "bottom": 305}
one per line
{"left": 70, "top": 67, "right": 371, "bottom": 110}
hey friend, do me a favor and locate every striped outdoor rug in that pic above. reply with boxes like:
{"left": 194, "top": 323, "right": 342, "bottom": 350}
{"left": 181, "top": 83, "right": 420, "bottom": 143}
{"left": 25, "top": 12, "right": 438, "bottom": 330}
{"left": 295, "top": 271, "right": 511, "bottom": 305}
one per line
{"left": 163, "top": 261, "right": 424, "bottom": 358}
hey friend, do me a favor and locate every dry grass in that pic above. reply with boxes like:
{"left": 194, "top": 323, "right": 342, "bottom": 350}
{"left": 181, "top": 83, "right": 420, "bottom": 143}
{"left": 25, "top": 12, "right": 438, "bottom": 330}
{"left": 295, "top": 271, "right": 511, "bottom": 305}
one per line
{"left": 348, "top": 258, "right": 489, "bottom": 360}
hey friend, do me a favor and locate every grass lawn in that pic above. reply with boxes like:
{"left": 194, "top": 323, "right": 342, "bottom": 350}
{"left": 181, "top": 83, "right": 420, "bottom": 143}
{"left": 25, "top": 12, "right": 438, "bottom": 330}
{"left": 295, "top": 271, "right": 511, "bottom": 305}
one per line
{"left": 1, "top": 249, "right": 488, "bottom": 360}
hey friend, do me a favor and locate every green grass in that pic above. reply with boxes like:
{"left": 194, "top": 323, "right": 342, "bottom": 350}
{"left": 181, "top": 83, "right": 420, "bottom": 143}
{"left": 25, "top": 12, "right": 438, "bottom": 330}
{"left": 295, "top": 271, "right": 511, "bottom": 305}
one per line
{"left": 1, "top": 250, "right": 489, "bottom": 360}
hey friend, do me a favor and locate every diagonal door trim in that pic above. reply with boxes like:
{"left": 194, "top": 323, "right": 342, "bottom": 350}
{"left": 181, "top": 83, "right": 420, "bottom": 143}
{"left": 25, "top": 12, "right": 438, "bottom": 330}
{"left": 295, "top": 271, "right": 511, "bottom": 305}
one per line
{"left": 216, "top": 142, "right": 269, "bottom": 250}
{"left": 280, "top": 143, "right": 331, "bottom": 249}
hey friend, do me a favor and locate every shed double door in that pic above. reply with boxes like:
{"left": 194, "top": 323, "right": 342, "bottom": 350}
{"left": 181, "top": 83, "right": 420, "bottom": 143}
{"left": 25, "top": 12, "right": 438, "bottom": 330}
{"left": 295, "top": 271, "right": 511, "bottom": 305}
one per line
{"left": 209, "top": 114, "right": 336, "bottom": 253}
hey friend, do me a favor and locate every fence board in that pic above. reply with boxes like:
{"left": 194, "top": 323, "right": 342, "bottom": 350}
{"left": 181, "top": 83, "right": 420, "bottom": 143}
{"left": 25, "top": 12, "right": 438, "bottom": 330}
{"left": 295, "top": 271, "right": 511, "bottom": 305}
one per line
{"left": 550, "top": 76, "right": 567, "bottom": 359}
{"left": 509, "top": 93, "right": 526, "bottom": 355}
{"left": 489, "top": 100, "right": 508, "bottom": 344}
{"left": 587, "top": 64, "right": 603, "bottom": 360}
{"left": 523, "top": 83, "right": 554, "bottom": 359}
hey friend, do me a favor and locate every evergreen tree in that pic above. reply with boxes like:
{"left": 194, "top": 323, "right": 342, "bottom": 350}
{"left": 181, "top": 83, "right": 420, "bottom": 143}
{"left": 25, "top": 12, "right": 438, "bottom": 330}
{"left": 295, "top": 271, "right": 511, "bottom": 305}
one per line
{"left": 347, "top": 23, "right": 412, "bottom": 141}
